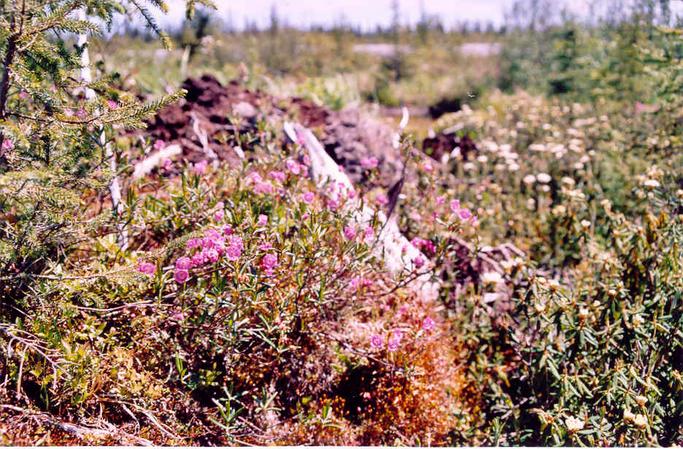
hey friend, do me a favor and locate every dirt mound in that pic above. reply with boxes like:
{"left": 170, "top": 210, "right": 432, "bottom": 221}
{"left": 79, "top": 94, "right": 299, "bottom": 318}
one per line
{"left": 142, "top": 75, "right": 403, "bottom": 188}
{"left": 144, "top": 75, "right": 328, "bottom": 166}
{"left": 422, "top": 132, "right": 478, "bottom": 162}
{"left": 322, "top": 108, "right": 403, "bottom": 188}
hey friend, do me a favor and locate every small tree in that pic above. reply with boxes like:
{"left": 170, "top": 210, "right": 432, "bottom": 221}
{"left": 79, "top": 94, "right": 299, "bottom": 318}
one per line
{"left": 0, "top": 0, "right": 213, "bottom": 312}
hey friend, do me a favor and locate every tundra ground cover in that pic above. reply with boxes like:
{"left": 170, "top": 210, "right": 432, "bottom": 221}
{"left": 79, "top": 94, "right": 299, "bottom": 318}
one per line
{"left": 0, "top": 0, "right": 682, "bottom": 446}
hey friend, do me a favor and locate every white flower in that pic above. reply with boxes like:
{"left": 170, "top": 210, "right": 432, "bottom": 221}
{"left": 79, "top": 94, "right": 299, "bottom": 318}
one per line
{"left": 537, "top": 173, "right": 552, "bottom": 184}
{"left": 634, "top": 414, "right": 648, "bottom": 428}
{"left": 642, "top": 179, "right": 660, "bottom": 189}
{"left": 481, "top": 271, "right": 504, "bottom": 286}
{"left": 523, "top": 174, "right": 536, "bottom": 185}
{"left": 561, "top": 176, "right": 576, "bottom": 186}
{"left": 623, "top": 409, "right": 635, "bottom": 422}
{"left": 581, "top": 220, "right": 591, "bottom": 229}
{"left": 565, "top": 416, "right": 585, "bottom": 432}
{"left": 632, "top": 314, "right": 644, "bottom": 328}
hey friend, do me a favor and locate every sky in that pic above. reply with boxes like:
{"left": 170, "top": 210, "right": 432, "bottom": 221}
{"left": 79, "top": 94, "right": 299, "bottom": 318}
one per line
{"left": 148, "top": 0, "right": 683, "bottom": 31}
{"left": 156, "top": 0, "right": 515, "bottom": 30}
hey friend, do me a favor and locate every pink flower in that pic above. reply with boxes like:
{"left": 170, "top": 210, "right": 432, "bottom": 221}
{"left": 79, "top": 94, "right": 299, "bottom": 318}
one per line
{"left": 363, "top": 226, "right": 375, "bottom": 243}
{"left": 204, "top": 228, "right": 222, "bottom": 242}
{"left": 76, "top": 108, "right": 87, "bottom": 119}
{"left": 375, "top": 194, "right": 388, "bottom": 206}
{"left": 413, "top": 256, "right": 425, "bottom": 269}
{"left": 350, "top": 277, "right": 361, "bottom": 290}
{"left": 214, "top": 210, "right": 224, "bottom": 221}
{"left": 343, "top": 226, "right": 357, "bottom": 240}
{"left": 137, "top": 261, "right": 156, "bottom": 276}
{"left": 301, "top": 191, "right": 315, "bottom": 204}
{"left": 162, "top": 158, "right": 173, "bottom": 170}
{"left": 107, "top": 100, "right": 119, "bottom": 110}
{"left": 285, "top": 159, "right": 301, "bottom": 175}
{"left": 458, "top": 208, "right": 472, "bottom": 220}
{"left": 247, "top": 171, "right": 263, "bottom": 183}
{"left": 193, "top": 160, "right": 208, "bottom": 175}
{"left": 253, "top": 181, "right": 274, "bottom": 195}
{"left": 422, "top": 161, "right": 434, "bottom": 172}
{"left": 223, "top": 225, "right": 234, "bottom": 236}
{"left": 191, "top": 252, "right": 206, "bottom": 267}
{"left": 174, "top": 269, "right": 189, "bottom": 283}
{"left": 326, "top": 197, "right": 340, "bottom": 211}
{"left": 450, "top": 199, "right": 461, "bottom": 213}
{"left": 260, "top": 253, "right": 278, "bottom": 275}
{"left": 186, "top": 238, "right": 201, "bottom": 250}
{"left": 257, "top": 214, "right": 268, "bottom": 227}
{"left": 370, "top": 334, "right": 383, "bottom": 349}
{"left": 436, "top": 195, "right": 446, "bottom": 206}
{"left": 360, "top": 157, "right": 379, "bottom": 169}
{"left": 225, "top": 235, "right": 243, "bottom": 261}
{"left": 269, "top": 170, "right": 286, "bottom": 183}
{"left": 18, "top": 91, "right": 28, "bottom": 100}
{"left": 1, "top": 139, "right": 14, "bottom": 151}
{"left": 155, "top": 139, "right": 166, "bottom": 150}
{"left": 422, "top": 317, "right": 435, "bottom": 332}
{"left": 204, "top": 248, "right": 219, "bottom": 263}
{"left": 175, "top": 256, "right": 192, "bottom": 271}
{"left": 259, "top": 242, "right": 273, "bottom": 251}
{"left": 411, "top": 237, "right": 436, "bottom": 256}
{"left": 388, "top": 331, "right": 403, "bottom": 352}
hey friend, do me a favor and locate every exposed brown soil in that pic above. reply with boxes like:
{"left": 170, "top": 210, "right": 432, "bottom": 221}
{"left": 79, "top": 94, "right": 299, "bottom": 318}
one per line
{"left": 141, "top": 75, "right": 403, "bottom": 188}
{"left": 422, "top": 132, "right": 478, "bottom": 162}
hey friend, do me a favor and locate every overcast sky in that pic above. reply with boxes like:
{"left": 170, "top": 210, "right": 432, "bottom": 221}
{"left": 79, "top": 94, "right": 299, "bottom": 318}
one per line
{"left": 149, "top": 0, "right": 683, "bottom": 30}
{"left": 156, "top": 0, "right": 514, "bottom": 29}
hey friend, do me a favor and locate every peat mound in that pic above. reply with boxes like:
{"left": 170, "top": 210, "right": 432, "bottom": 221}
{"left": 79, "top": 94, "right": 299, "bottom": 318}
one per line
{"left": 142, "top": 75, "right": 403, "bottom": 188}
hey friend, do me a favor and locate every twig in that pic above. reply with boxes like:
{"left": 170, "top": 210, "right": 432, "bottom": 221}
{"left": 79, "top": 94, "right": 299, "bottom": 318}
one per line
{"left": 0, "top": 404, "right": 153, "bottom": 446}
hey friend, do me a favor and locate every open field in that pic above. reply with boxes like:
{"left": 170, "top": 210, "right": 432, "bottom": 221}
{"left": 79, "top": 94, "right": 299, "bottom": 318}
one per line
{"left": 0, "top": 0, "right": 681, "bottom": 446}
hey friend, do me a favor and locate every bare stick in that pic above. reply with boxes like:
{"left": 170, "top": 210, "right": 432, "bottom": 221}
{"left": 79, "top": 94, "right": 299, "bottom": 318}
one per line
{"left": 77, "top": 8, "right": 128, "bottom": 250}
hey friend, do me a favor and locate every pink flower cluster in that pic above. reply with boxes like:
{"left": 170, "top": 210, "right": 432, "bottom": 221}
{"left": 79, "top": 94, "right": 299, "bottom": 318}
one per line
{"left": 260, "top": 253, "right": 278, "bottom": 276}
{"left": 285, "top": 158, "right": 305, "bottom": 175}
{"left": 301, "top": 191, "right": 315, "bottom": 204}
{"left": 350, "top": 276, "right": 373, "bottom": 291}
{"left": 343, "top": 225, "right": 357, "bottom": 240}
{"left": 422, "top": 317, "right": 436, "bottom": 332}
{"left": 193, "top": 160, "right": 208, "bottom": 175}
{"left": 213, "top": 201, "right": 225, "bottom": 221}
{"left": 410, "top": 237, "right": 436, "bottom": 256}
{"left": 324, "top": 182, "right": 355, "bottom": 211}
{"left": 368, "top": 318, "right": 436, "bottom": 352}
{"left": 360, "top": 156, "right": 379, "bottom": 170}
{"left": 449, "top": 199, "right": 477, "bottom": 224}
{"left": 247, "top": 172, "right": 274, "bottom": 195}
{"left": 137, "top": 261, "right": 156, "bottom": 276}
{"left": 370, "top": 330, "right": 403, "bottom": 352}
{"left": 173, "top": 228, "right": 243, "bottom": 283}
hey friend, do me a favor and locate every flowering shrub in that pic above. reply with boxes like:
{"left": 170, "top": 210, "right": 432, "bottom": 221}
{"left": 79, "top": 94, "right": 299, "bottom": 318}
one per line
{"left": 1, "top": 6, "right": 682, "bottom": 444}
